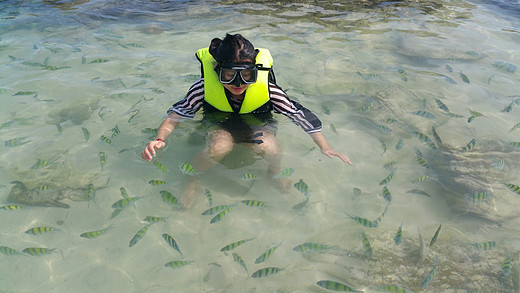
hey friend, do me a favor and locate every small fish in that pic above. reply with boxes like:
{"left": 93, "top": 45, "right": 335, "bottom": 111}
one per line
{"left": 487, "top": 74, "right": 495, "bottom": 84}
{"left": 394, "top": 224, "right": 403, "bottom": 245}
{"left": 511, "top": 142, "right": 520, "bottom": 148}
{"left": 411, "top": 130, "right": 432, "bottom": 143}
{"left": 128, "top": 109, "right": 140, "bottom": 123}
{"left": 292, "top": 197, "right": 310, "bottom": 210}
{"left": 110, "top": 125, "right": 120, "bottom": 137}
{"left": 352, "top": 187, "right": 362, "bottom": 199}
{"left": 302, "top": 146, "right": 316, "bottom": 155}
{"left": 406, "top": 189, "right": 432, "bottom": 197}
{"left": 143, "top": 216, "right": 166, "bottom": 223}
{"left": 220, "top": 237, "right": 255, "bottom": 252}
{"left": 397, "top": 69, "right": 407, "bottom": 81}
{"left": 210, "top": 205, "right": 234, "bottom": 224}
{"left": 330, "top": 123, "right": 338, "bottom": 135}
{"left": 467, "top": 191, "right": 492, "bottom": 203}
{"left": 86, "top": 183, "right": 95, "bottom": 205}
{"left": 379, "top": 169, "right": 396, "bottom": 186}
{"left": 80, "top": 226, "right": 111, "bottom": 239}
{"left": 273, "top": 168, "right": 294, "bottom": 178}
{"left": 473, "top": 241, "right": 496, "bottom": 251}
{"left": 467, "top": 111, "right": 483, "bottom": 123}
{"left": 149, "top": 180, "right": 167, "bottom": 186}
{"left": 316, "top": 280, "right": 363, "bottom": 292}
{"left": 361, "top": 231, "right": 373, "bottom": 258}
{"left": 346, "top": 213, "right": 379, "bottom": 228}
{"left": 23, "top": 247, "right": 56, "bottom": 256}
{"left": 90, "top": 58, "right": 109, "bottom": 63}
{"left": 255, "top": 243, "right": 282, "bottom": 264}
{"left": 429, "top": 224, "right": 442, "bottom": 247}
{"left": 31, "top": 159, "right": 50, "bottom": 170}
{"left": 98, "top": 152, "right": 106, "bottom": 170}
{"left": 164, "top": 260, "right": 192, "bottom": 268}
{"left": 502, "top": 252, "right": 512, "bottom": 276}
{"left": 434, "top": 98, "right": 450, "bottom": 112}
{"left": 382, "top": 186, "right": 392, "bottom": 202}
{"left": 201, "top": 204, "right": 235, "bottom": 216}
{"left": 443, "top": 75, "right": 457, "bottom": 84}
{"left": 510, "top": 123, "right": 520, "bottom": 132}
{"left": 383, "top": 161, "right": 396, "bottom": 169}
{"left": 421, "top": 257, "right": 439, "bottom": 288}
{"left": 232, "top": 252, "right": 248, "bottom": 274}
{"left": 204, "top": 188, "right": 213, "bottom": 207}
{"left": 322, "top": 104, "right": 331, "bottom": 115}
{"left": 160, "top": 190, "right": 182, "bottom": 207}
{"left": 504, "top": 183, "right": 520, "bottom": 195}
{"left": 241, "top": 200, "right": 265, "bottom": 208}
{"left": 415, "top": 150, "right": 430, "bottom": 168}
{"left": 13, "top": 91, "right": 37, "bottom": 96}
{"left": 379, "top": 285, "right": 411, "bottom": 293}
{"left": 162, "top": 233, "right": 183, "bottom": 257}
{"left": 446, "top": 112, "right": 465, "bottom": 118}
{"left": 294, "top": 179, "right": 310, "bottom": 198}
{"left": 120, "top": 187, "right": 129, "bottom": 198}
{"left": 179, "top": 162, "right": 199, "bottom": 176}
{"left": 81, "top": 127, "right": 90, "bottom": 142}
{"left": 459, "top": 71, "right": 470, "bottom": 83}
{"left": 55, "top": 123, "right": 63, "bottom": 135}
{"left": 240, "top": 172, "right": 257, "bottom": 181}
{"left": 5, "top": 137, "right": 30, "bottom": 147}
{"left": 0, "top": 205, "right": 23, "bottom": 211}
{"left": 395, "top": 138, "right": 403, "bottom": 150}
{"left": 491, "top": 158, "right": 505, "bottom": 170}
{"left": 493, "top": 61, "right": 517, "bottom": 73}
{"left": 431, "top": 125, "right": 443, "bottom": 145}
{"left": 502, "top": 102, "right": 514, "bottom": 113}
{"left": 411, "top": 110, "right": 436, "bottom": 119}
{"left": 293, "top": 242, "right": 333, "bottom": 252}
{"left": 0, "top": 246, "right": 20, "bottom": 256}
{"left": 25, "top": 226, "right": 57, "bottom": 235}
{"left": 129, "top": 223, "right": 153, "bottom": 247}
{"left": 153, "top": 160, "right": 169, "bottom": 173}
{"left": 251, "top": 267, "right": 282, "bottom": 278}
{"left": 357, "top": 100, "right": 375, "bottom": 112}
{"left": 111, "top": 196, "right": 143, "bottom": 209}
{"left": 411, "top": 176, "right": 431, "bottom": 184}
{"left": 459, "top": 138, "right": 476, "bottom": 152}
{"left": 99, "top": 135, "right": 112, "bottom": 145}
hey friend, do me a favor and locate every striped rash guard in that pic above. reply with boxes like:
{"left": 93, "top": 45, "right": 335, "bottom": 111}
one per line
{"left": 167, "top": 79, "right": 323, "bottom": 134}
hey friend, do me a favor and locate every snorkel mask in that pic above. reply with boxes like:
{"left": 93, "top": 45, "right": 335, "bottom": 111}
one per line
{"left": 215, "top": 62, "right": 258, "bottom": 87}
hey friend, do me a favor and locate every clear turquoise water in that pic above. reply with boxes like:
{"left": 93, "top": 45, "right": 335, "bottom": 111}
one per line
{"left": 1, "top": 1, "right": 520, "bottom": 292}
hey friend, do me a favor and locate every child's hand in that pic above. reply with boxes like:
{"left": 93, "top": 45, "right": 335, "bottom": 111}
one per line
{"left": 322, "top": 148, "right": 352, "bottom": 165}
{"left": 141, "top": 140, "right": 165, "bottom": 161}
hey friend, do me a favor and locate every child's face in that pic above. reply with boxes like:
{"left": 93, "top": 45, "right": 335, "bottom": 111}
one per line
{"left": 223, "top": 83, "right": 250, "bottom": 98}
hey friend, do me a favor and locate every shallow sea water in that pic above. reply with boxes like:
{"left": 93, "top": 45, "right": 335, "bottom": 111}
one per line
{"left": 1, "top": 0, "right": 520, "bottom": 292}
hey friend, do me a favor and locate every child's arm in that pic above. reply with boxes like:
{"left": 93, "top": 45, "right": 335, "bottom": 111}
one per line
{"left": 141, "top": 113, "right": 183, "bottom": 161}
{"left": 309, "top": 132, "right": 352, "bottom": 164}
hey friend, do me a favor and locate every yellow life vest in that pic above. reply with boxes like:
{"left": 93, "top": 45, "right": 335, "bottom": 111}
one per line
{"left": 196, "top": 47, "right": 273, "bottom": 114}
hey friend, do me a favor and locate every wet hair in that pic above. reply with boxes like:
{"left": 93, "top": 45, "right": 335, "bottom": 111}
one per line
{"left": 208, "top": 33, "right": 257, "bottom": 64}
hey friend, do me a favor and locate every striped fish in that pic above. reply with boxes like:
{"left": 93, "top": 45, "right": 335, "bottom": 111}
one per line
{"left": 274, "top": 168, "right": 294, "bottom": 178}
{"left": 293, "top": 242, "right": 333, "bottom": 252}
{"left": 352, "top": 187, "right": 362, "bottom": 198}
{"left": 459, "top": 138, "right": 476, "bottom": 152}
{"left": 23, "top": 247, "right": 56, "bottom": 256}
{"left": 111, "top": 196, "right": 142, "bottom": 209}
{"left": 99, "top": 135, "right": 112, "bottom": 145}
{"left": 240, "top": 172, "right": 257, "bottom": 181}
{"left": 347, "top": 213, "right": 379, "bottom": 228}
{"left": 316, "top": 280, "right": 363, "bottom": 292}
{"left": 201, "top": 204, "right": 235, "bottom": 216}
{"left": 504, "top": 183, "right": 520, "bottom": 195}
{"left": 143, "top": 216, "right": 166, "bottom": 223}
{"left": 149, "top": 180, "right": 167, "bottom": 186}
{"left": 82, "top": 127, "right": 90, "bottom": 142}
{"left": 110, "top": 124, "right": 120, "bottom": 137}
{"left": 153, "top": 160, "right": 169, "bottom": 173}
{"left": 394, "top": 224, "right": 403, "bottom": 245}
{"left": 120, "top": 187, "right": 129, "bottom": 198}
{"left": 0, "top": 205, "right": 23, "bottom": 211}
{"left": 80, "top": 226, "right": 111, "bottom": 239}
{"left": 397, "top": 69, "right": 407, "bottom": 81}
{"left": 395, "top": 138, "right": 403, "bottom": 150}
{"left": 415, "top": 150, "right": 430, "bottom": 168}
{"left": 361, "top": 231, "right": 373, "bottom": 258}
{"left": 0, "top": 246, "right": 20, "bottom": 256}
{"left": 467, "top": 191, "right": 492, "bottom": 203}
{"left": 204, "top": 188, "right": 213, "bottom": 207}
{"left": 220, "top": 237, "right": 255, "bottom": 252}
{"left": 251, "top": 267, "right": 282, "bottom": 278}
{"left": 429, "top": 224, "right": 442, "bottom": 247}
{"left": 25, "top": 226, "right": 57, "bottom": 235}
{"left": 459, "top": 71, "right": 470, "bottom": 83}
{"left": 382, "top": 186, "right": 392, "bottom": 202}
{"left": 98, "top": 152, "right": 106, "bottom": 170}
{"left": 379, "top": 169, "right": 396, "bottom": 186}
{"left": 31, "top": 159, "right": 50, "bottom": 170}
{"left": 511, "top": 142, "right": 520, "bottom": 148}
{"left": 411, "top": 110, "right": 436, "bottom": 119}
{"left": 129, "top": 223, "right": 153, "bottom": 247}
{"left": 421, "top": 257, "right": 439, "bottom": 288}
{"left": 502, "top": 252, "right": 512, "bottom": 276}
{"left": 510, "top": 123, "right": 520, "bottom": 132}
{"left": 379, "top": 285, "right": 411, "bottom": 293}
{"left": 434, "top": 98, "right": 450, "bottom": 112}
{"left": 473, "top": 241, "right": 496, "bottom": 250}
{"left": 232, "top": 252, "right": 248, "bottom": 274}
{"left": 411, "top": 130, "right": 433, "bottom": 143}
{"left": 294, "top": 179, "right": 310, "bottom": 197}
{"left": 162, "top": 233, "right": 183, "bottom": 257}
{"left": 164, "top": 260, "right": 192, "bottom": 268}
{"left": 241, "top": 199, "right": 265, "bottom": 208}
{"left": 179, "top": 162, "right": 198, "bottom": 176}
{"left": 5, "top": 137, "right": 30, "bottom": 147}
{"left": 160, "top": 190, "right": 182, "bottom": 207}
{"left": 210, "top": 205, "right": 234, "bottom": 224}
{"left": 467, "top": 111, "right": 483, "bottom": 123}
{"left": 431, "top": 125, "right": 443, "bottom": 145}
{"left": 411, "top": 176, "right": 431, "bottom": 184}
{"left": 255, "top": 242, "right": 282, "bottom": 264}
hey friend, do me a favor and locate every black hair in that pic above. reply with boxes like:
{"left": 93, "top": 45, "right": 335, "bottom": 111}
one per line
{"left": 208, "top": 33, "right": 257, "bottom": 64}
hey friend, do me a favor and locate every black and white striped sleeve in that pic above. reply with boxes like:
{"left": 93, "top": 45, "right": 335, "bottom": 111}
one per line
{"left": 269, "top": 83, "right": 322, "bottom": 134}
{"left": 166, "top": 79, "right": 205, "bottom": 118}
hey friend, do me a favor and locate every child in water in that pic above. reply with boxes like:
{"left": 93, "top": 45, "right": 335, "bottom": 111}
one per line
{"left": 141, "top": 33, "right": 352, "bottom": 208}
